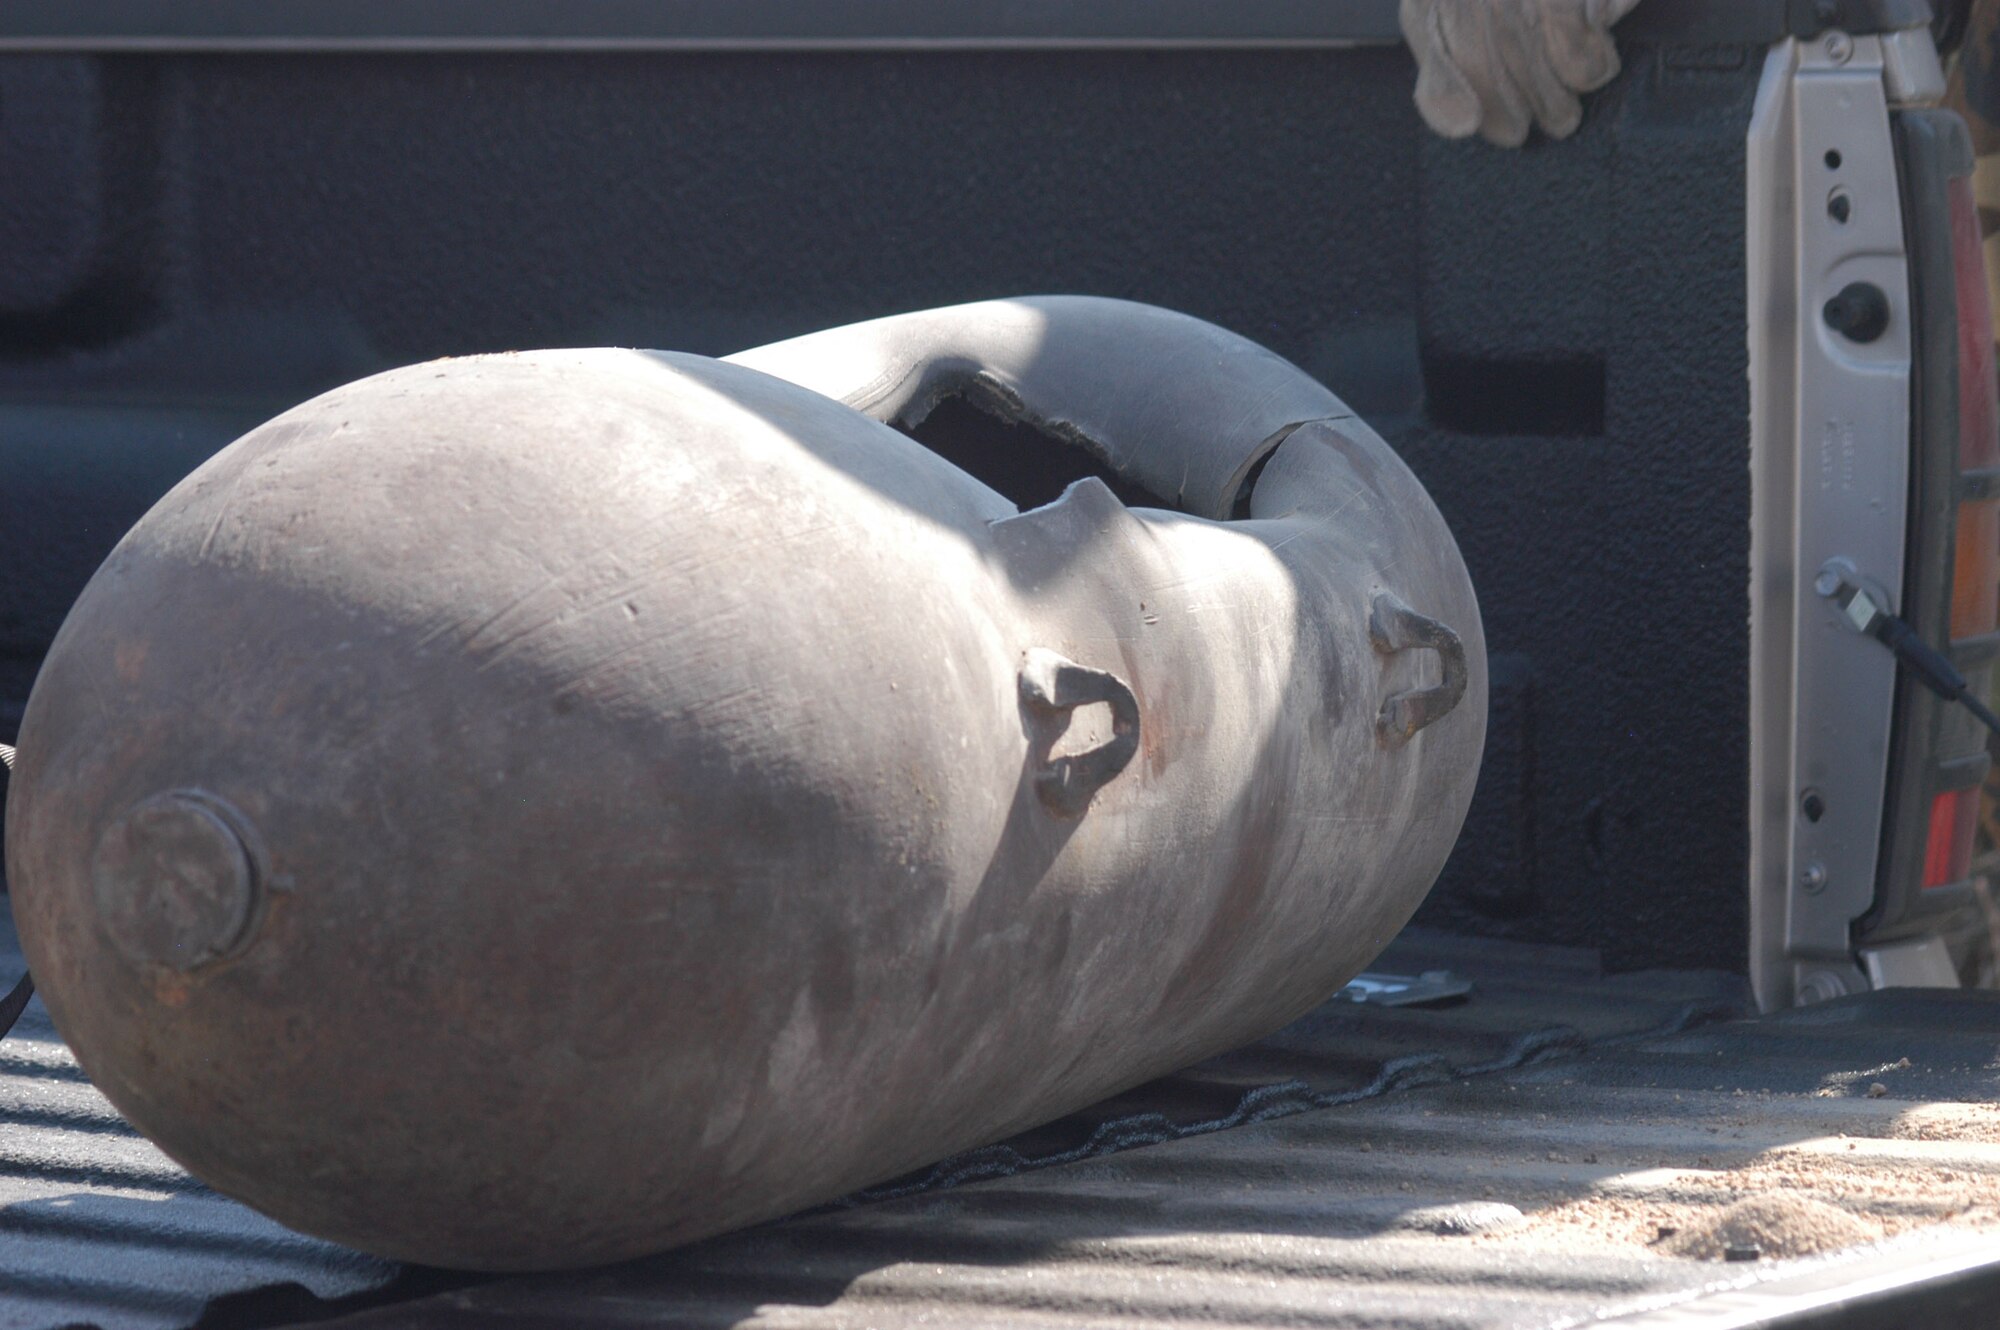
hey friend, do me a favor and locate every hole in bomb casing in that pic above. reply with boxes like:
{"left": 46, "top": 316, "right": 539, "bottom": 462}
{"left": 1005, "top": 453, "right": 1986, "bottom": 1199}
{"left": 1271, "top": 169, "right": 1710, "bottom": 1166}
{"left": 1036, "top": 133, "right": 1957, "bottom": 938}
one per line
{"left": 1231, "top": 450, "right": 1276, "bottom": 520}
{"left": 901, "top": 395, "right": 1168, "bottom": 513}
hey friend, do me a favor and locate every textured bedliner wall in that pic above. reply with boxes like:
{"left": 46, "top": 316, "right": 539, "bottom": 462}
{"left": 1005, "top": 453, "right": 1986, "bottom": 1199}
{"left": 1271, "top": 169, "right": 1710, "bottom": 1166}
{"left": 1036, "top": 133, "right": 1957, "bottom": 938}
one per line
{"left": 0, "top": 45, "right": 1758, "bottom": 972}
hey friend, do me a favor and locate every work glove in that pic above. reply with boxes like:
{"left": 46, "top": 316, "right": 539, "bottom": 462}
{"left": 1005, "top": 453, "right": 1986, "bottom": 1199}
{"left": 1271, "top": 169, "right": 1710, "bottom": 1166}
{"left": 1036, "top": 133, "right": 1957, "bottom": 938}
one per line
{"left": 1400, "top": 0, "right": 1643, "bottom": 148}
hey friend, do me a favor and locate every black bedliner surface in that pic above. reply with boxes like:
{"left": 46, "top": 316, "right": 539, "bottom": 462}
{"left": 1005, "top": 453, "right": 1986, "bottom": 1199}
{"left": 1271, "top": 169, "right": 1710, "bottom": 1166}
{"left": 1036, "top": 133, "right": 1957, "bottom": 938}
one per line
{"left": 310, "top": 955, "right": 2000, "bottom": 1330}
{"left": 14, "top": 924, "right": 2000, "bottom": 1330}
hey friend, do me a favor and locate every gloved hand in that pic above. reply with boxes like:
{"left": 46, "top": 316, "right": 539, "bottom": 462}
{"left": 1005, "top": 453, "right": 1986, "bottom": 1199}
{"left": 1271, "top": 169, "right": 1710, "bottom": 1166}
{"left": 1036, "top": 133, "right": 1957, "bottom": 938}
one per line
{"left": 1400, "top": 0, "right": 1643, "bottom": 148}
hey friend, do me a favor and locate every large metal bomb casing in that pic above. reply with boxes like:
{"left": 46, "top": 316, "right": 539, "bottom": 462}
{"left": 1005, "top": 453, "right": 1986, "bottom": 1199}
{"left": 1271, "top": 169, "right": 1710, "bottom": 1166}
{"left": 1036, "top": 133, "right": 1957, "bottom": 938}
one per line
{"left": 6, "top": 298, "right": 1484, "bottom": 1269}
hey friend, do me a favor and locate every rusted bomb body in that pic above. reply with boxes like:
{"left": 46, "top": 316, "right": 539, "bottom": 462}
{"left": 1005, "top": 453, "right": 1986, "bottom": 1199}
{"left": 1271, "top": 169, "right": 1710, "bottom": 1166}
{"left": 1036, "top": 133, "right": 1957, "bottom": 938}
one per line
{"left": 5, "top": 297, "right": 1485, "bottom": 1269}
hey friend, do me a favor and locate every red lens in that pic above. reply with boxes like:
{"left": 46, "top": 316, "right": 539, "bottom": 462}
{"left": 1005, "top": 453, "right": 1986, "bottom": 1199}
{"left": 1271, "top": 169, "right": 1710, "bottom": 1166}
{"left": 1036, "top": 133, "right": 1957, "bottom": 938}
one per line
{"left": 1923, "top": 786, "right": 1978, "bottom": 888}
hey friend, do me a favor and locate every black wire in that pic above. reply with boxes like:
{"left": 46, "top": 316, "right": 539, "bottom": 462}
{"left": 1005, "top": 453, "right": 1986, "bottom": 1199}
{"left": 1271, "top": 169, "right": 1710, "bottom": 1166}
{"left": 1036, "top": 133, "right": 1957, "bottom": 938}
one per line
{"left": 1871, "top": 612, "right": 2000, "bottom": 738}
{"left": 1964, "top": 690, "right": 2000, "bottom": 739}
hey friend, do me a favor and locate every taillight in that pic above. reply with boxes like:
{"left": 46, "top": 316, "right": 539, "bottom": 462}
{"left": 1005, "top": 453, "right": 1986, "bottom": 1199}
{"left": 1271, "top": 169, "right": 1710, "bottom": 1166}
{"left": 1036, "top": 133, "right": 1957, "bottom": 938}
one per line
{"left": 1947, "top": 174, "right": 1999, "bottom": 639}
{"left": 1950, "top": 501, "right": 1998, "bottom": 637}
{"left": 1938, "top": 172, "right": 2000, "bottom": 890}
{"left": 1874, "top": 109, "right": 1999, "bottom": 932}
{"left": 1925, "top": 785, "right": 1979, "bottom": 887}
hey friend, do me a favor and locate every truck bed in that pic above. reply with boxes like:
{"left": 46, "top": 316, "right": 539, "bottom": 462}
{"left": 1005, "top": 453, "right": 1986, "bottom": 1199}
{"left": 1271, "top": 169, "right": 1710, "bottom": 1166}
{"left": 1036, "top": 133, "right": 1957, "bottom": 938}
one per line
{"left": 10, "top": 920, "right": 2000, "bottom": 1330}
{"left": 0, "top": 11, "right": 1991, "bottom": 1325}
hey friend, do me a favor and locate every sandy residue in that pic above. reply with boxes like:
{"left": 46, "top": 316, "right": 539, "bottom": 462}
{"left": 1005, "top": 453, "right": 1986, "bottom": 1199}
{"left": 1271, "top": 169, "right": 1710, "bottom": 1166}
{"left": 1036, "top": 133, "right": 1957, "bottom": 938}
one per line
{"left": 1888, "top": 1101, "right": 2000, "bottom": 1143}
{"left": 1471, "top": 1106, "right": 2000, "bottom": 1260}
{"left": 1661, "top": 1195, "right": 1873, "bottom": 1259}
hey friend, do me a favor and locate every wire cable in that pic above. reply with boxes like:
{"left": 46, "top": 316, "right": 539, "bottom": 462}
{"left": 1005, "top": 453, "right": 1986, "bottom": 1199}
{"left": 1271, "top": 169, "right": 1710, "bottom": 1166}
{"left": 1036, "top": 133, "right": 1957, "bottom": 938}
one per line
{"left": 1826, "top": 576, "right": 2000, "bottom": 738}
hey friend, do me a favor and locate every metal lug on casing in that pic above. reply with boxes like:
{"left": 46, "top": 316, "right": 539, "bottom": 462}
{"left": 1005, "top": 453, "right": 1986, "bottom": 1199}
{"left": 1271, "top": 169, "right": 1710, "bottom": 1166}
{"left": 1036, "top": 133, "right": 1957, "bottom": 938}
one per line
{"left": 1369, "top": 592, "right": 1468, "bottom": 748}
{"left": 1018, "top": 647, "right": 1141, "bottom": 817}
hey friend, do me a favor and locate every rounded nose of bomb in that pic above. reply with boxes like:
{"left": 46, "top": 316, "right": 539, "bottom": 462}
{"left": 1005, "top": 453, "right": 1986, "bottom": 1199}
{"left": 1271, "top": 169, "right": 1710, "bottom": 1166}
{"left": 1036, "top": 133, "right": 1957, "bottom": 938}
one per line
{"left": 90, "top": 792, "right": 265, "bottom": 971}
